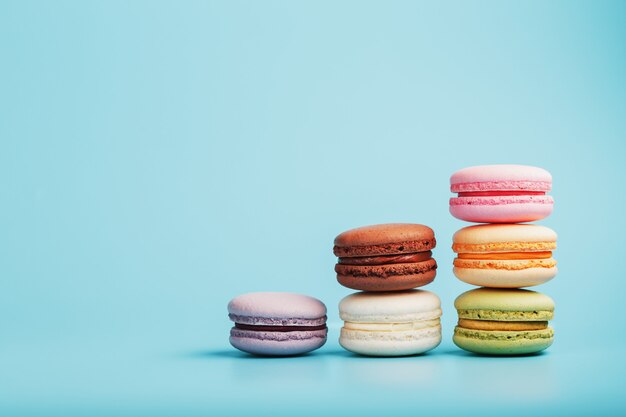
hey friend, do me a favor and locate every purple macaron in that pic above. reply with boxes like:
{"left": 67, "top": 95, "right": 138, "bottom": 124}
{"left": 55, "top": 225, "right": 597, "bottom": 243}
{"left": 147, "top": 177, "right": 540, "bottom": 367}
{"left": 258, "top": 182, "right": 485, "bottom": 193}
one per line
{"left": 228, "top": 292, "right": 328, "bottom": 356}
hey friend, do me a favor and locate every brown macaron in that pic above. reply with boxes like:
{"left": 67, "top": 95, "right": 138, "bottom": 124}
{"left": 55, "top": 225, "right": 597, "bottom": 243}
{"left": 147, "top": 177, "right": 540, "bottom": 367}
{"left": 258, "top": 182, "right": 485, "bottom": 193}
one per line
{"left": 333, "top": 224, "right": 437, "bottom": 291}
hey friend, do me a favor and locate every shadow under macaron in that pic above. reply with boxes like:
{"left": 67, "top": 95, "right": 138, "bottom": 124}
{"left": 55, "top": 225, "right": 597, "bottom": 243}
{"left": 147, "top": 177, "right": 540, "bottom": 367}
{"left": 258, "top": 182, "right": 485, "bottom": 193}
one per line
{"left": 180, "top": 348, "right": 324, "bottom": 360}
{"left": 445, "top": 348, "right": 551, "bottom": 358}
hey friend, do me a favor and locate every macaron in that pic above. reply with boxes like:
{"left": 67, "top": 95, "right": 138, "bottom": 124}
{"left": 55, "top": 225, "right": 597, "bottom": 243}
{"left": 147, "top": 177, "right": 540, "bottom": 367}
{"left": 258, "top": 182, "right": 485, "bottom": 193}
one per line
{"left": 450, "top": 164, "right": 554, "bottom": 223}
{"left": 452, "top": 224, "right": 557, "bottom": 288}
{"left": 339, "top": 290, "right": 442, "bottom": 356}
{"left": 334, "top": 224, "right": 437, "bottom": 291}
{"left": 453, "top": 288, "right": 555, "bottom": 355}
{"left": 228, "top": 292, "right": 327, "bottom": 356}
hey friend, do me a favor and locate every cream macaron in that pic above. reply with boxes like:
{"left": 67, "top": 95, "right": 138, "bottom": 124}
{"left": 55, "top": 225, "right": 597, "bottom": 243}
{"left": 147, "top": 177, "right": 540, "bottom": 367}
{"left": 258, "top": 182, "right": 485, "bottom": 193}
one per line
{"left": 338, "top": 290, "right": 442, "bottom": 356}
{"left": 452, "top": 224, "right": 557, "bottom": 288}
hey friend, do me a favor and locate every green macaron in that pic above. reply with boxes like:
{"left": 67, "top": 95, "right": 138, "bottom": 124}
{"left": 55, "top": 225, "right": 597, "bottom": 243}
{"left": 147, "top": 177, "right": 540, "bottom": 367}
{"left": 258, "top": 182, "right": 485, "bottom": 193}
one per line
{"left": 453, "top": 288, "right": 555, "bottom": 355}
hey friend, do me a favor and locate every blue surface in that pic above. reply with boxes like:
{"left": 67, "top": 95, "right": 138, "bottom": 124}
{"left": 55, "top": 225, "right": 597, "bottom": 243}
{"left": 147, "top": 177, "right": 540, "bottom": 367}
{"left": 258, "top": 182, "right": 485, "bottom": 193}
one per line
{"left": 1, "top": 0, "right": 625, "bottom": 415}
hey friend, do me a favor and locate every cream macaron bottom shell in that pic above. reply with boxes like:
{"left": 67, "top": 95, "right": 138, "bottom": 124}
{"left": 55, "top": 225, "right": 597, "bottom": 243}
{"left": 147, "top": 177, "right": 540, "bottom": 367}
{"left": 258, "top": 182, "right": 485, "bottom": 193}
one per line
{"left": 340, "top": 322, "right": 441, "bottom": 356}
{"left": 338, "top": 290, "right": 442, "bottom": 357}
{"left": 454, "top": 265, "right": 557, "bottom": 288}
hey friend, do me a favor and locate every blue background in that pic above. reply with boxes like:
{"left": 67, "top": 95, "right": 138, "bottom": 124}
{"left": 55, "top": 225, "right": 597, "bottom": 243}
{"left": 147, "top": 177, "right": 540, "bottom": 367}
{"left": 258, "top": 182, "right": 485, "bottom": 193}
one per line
{"left": 2, "top": 0, "right": 625, "bottom": 415}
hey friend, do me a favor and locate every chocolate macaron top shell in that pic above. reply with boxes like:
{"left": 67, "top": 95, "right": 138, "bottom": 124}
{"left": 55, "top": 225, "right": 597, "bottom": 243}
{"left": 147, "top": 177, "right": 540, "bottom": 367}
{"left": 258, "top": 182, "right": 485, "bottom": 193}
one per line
{"left": 334, "top": 223, "right": 436, "bottom": 257}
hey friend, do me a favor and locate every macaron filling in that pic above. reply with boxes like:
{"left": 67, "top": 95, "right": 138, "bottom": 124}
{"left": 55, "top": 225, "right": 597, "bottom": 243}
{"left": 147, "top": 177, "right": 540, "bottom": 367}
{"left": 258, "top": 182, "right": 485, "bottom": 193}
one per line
{"left": 234, "top": 323, "right": 328, "bottom": 332}
{"left": 457, "top": 251, "right": 552, "bottom": 260}
{"left": 338, "top": 251, "right": 432, "bottom": 266}
{"left": 457, "top": 191, "right": 546, "bottom": 197}
{"left": 457, "top": 318, "right": 548, "bottom": 331}
{"left": 343, "top": 318, "right": 440, "bottom": 331}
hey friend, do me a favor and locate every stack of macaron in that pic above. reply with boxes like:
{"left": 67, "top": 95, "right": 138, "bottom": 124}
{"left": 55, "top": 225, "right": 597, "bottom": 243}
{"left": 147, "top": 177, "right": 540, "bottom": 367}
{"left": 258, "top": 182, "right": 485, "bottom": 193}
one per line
{"left": 449, "top": 165, "right": 557, "bottom": 355}
{"left": 333, "top": 224, "right": 442, "bottom": 356}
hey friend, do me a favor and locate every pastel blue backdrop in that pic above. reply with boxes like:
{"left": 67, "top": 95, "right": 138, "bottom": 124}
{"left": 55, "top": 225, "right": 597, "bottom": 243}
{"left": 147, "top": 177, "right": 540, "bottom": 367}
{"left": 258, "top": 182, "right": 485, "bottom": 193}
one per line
{"left": 2, "top": 1, "right": 625, "bottom": 415}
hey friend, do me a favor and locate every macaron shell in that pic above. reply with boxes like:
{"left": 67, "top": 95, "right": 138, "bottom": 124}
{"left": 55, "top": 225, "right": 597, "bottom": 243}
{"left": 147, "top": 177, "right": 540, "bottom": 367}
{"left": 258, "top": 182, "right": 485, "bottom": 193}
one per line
{"left": 340, "top": 326, "right": 441, "bottom": 356}
{"left": 452, "top": 261, "right": 558, "bottom": 288}
{"left": 454, "top": 288, "right": 556, "bottom": 311}
{"left": 228, "top": 292, "right": 327, "bottom": 321}
{"left": 453, "top": 327, "right": 554, "bottom": 355}
{"left": 450, "top": 165, "right": 552, "bottom": 189}
{"left": 334, "top": 223, "right": 435, "bottom": 250}
{"left": 454, "top": 266, "right": 557, "bottom": 288}
{"left": 337, "top": 268, "right": 436, "bottom": 291}
{"left": 453, "top": 224, "right": 557, "bottom": 247}
{"left": 339, "top": 289, "right": 442, "bottom": 322}
{"left": 450, "top": 198, "right": 553, "bottom": 223}
{"left": 230, "top": 328, "right": 327, "bottom": 356}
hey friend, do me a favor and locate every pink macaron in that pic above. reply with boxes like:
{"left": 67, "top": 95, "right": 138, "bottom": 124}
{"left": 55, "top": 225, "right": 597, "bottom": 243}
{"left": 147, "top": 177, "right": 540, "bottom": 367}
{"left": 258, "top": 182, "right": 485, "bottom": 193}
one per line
{"left": 450, "top": 165, "right": 553, "bottom": 223}
{"left": 228, "top": 292, "right": 327, "bottom": 356}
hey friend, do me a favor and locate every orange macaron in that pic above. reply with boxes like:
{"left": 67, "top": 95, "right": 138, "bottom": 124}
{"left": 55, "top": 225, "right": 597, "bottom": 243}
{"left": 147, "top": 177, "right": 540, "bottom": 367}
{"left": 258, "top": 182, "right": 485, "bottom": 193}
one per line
{"left": 452, "top": 224, "right": 557, "bottom": 288}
